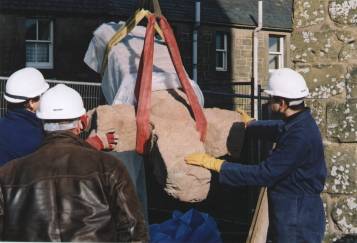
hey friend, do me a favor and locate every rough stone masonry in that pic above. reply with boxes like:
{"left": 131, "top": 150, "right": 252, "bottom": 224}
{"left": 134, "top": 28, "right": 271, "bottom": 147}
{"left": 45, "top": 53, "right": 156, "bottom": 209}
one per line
{"left": 292, "top": 0, "right": 357, "bottom": 241}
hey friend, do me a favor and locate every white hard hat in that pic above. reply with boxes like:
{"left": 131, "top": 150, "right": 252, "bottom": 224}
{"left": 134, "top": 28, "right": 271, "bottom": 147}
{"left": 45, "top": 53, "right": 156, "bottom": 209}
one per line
{"left": 264, "top": 68, "right": 309, "bottom": 99}
{"left": 36, "top": 84, "right": 86, "bottom": 120}
{"left": 4, "top": 67, "right": 49, "bottom": 103}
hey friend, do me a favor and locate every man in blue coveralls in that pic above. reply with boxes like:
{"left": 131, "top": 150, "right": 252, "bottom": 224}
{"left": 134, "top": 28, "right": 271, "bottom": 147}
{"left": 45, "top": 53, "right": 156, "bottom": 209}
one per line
{"left": 185, "top": 68, "right": 327, "bottom": 243}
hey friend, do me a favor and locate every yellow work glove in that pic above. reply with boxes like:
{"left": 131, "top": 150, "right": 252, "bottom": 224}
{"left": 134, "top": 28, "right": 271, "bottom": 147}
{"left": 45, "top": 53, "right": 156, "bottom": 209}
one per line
{"left": 236, "top": 108, "right": 254, "bottom": 127}
{"left": 184, "top": 153, "right": 224, "bottom": 172}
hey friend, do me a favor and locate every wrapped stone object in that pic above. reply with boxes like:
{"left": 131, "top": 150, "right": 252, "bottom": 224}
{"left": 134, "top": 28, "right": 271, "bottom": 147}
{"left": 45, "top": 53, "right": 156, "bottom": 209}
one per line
{"left": 93, "top": 89, "right": 245, "bottom": 202}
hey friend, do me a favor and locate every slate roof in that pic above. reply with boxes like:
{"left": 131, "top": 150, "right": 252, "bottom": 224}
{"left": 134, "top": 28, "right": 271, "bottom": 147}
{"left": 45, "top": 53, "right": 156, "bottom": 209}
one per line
{"left": 0, "top": 0, "right": 129, "bottom": 15}
{"left": 0, "top": 0, "right": 293, "bottom": 30}
{"left": 201, "top": 0, "right": 293, "bottom": 30}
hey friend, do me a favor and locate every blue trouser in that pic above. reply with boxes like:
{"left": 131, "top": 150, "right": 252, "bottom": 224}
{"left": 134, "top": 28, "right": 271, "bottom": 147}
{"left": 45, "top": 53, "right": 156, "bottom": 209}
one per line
{"left": 269, "top": 191, "right": 325, "bottom": 243}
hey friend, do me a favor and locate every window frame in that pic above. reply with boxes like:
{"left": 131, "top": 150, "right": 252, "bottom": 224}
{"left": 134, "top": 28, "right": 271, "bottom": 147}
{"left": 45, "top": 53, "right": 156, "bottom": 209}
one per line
{"left": 25, "top": 18, "right": 54, "bottom": 69}
{"left": 215, "top": 32, "right": 228, "bottom": 72}
{"left": 268, "top": 35, "right": 285, "bottom": 72}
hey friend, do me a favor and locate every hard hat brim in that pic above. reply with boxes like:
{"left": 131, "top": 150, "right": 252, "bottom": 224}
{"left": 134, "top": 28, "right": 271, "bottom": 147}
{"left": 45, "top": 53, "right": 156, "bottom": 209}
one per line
{"left": 263, "top": 89, "right": 308, "bottom": 99}
{"left": 263, "top": 89, "right": 274, "bottom": 96}
{"left": 4, "top": 94, "right": 27, "bottom": 103}
{"left": 36, "top": 108, "right": 86, "bottom": 120}
{"left": 4, "top": 82, "right": 49, "bottom": 103}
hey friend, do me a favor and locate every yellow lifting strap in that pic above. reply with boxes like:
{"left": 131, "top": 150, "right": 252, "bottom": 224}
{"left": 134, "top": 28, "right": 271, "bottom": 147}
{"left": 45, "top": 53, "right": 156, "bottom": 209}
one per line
{"left": 100, "top": 8, "right": 164, "bottom": 74}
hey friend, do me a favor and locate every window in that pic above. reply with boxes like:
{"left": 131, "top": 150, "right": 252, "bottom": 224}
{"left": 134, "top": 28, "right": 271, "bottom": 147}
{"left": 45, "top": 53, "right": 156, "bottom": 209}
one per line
{"left": 268, "top": 35, "right": 284, "bottom": 71}
{"left": 215, "top": 32, "right": 228, "bottom": 71}
{"left": 25, "top": 18, "right": 53, "bottom": 69}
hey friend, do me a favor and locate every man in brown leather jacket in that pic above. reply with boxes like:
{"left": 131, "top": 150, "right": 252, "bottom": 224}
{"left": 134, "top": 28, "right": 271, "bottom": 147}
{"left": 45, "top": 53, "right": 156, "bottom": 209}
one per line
{"left": 0, "top": 84, "right": 148, "bottom": 242}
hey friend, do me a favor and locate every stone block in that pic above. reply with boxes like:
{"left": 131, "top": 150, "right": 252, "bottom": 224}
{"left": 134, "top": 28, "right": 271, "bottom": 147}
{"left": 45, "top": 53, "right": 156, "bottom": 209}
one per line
{"left": 339, "top": 42, "right": 357, "bottom": 62}
{"left": 320, "top": 194, "right": 357, "bottom": 242}
{"left": 294, "top": 0, "right": 326, "bottom": 27}
{"left": 305, "top": 99, "right": 327, "bottom": 136}
{"left": 336, "top": 29, "right": 357, "bottom": 43}
{"left": 346, "top": 65, "right": 357, "bottom": 98}
{"left": 326, "top": 101, "right": 357, "bottom": 142}
{"left": 324, "top": 234, "right": 357, "bottom": 242}
{"left": 296, "top": 64, "right": 347, "bottom": 98}
{"left": 329, "top": 0, "right": 357, "bottom": 26}
{"left": 336, "top": 31, "right": 357, "bottom": 68}
{"left": 322, "top": 193, "right": 331, "bottom": 227}
{"left": 291, "top": 28, "right": 343, "bottom": 63}
{"left": 330, "top": 195, "right": 357, "bottom": 234}
{"left": 324, "top": 143, "right": 357, "bottom": 194}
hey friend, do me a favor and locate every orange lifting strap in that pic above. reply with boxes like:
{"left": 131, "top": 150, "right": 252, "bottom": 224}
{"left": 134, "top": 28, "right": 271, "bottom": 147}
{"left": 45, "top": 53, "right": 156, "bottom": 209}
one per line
{"left": 135, "top": 14, "right": 207, "bottom": 154}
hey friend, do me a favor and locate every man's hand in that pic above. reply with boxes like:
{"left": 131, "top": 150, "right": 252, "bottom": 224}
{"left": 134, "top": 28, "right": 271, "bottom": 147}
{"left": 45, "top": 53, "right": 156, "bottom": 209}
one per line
{"left": 236, "top": 108, "right": 254, "bottom": 127}
{"left": 184, "top": 153, "right": 224, "bottom": 172}
{"left": 86, "top": 130, "right": 118, "bottom": 151}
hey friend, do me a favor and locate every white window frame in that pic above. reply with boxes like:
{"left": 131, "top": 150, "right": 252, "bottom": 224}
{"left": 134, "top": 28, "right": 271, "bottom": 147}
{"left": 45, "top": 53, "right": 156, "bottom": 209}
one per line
{"left": 268, "top": 35, "right": 285, "bottom": 72}
{"left": 215, "top": 32, "right": 228, "bottom": 71}
{"left": 25, "top": 19, "right": 54, "bottom": 69}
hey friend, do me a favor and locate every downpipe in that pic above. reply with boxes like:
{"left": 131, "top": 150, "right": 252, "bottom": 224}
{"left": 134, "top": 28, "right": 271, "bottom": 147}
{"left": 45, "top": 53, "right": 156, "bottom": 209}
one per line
{"left": 192, "top": 0, "right": 200, "bottom": 82}
{"left": 253, "top": 0, "right": 263, "bottom": 119}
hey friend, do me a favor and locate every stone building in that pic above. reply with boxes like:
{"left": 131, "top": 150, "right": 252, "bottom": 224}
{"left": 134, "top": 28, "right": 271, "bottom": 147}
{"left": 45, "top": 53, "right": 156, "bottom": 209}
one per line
{"left": 0, "top": 0, "right": 293, "bottom": 110}
{"left": 2, "top": 0, "right": 355, "bottom": 242}
{"left": 196, "top": 0, "right": 293, "bottom": 111}
{"left": 291, "top": 0, "right": 357, "bottom": 241}
{"left": 10, "top": 1, "right": 357, "bottom": 242}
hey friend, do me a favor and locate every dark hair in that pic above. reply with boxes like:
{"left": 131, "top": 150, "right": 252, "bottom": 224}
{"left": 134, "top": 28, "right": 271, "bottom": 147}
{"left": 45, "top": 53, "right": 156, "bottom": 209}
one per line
{"left": 284, "top": 98, "right": 305, "bottom": 110}
{"left": 271, "top": 96, "right": 305, "bottom": 111}
{"left": 6, "top": 96, "right": 40, "bottom": 110}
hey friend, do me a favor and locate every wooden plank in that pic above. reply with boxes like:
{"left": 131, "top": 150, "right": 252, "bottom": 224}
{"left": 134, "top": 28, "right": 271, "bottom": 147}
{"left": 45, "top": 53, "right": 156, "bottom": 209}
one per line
{"left": 246, "top": 187, "right": 269, "bottom": 243}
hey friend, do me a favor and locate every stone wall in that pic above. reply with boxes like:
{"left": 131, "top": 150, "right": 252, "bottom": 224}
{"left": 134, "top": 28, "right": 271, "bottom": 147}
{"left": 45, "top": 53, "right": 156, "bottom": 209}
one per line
{"left": 291, "top": 0, "right": 357, "bottom": 241}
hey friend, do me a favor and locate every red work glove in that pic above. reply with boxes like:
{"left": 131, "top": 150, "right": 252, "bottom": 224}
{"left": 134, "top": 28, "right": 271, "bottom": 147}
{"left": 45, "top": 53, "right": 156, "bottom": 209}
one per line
{"left": 80, "top": 109, "right": 96, "bottom": 132}
{"left": 86, "top": 130, "right": 118, "bottom": 151}
{"left": 80, "top": 115, "right": 89, "bottom": 130}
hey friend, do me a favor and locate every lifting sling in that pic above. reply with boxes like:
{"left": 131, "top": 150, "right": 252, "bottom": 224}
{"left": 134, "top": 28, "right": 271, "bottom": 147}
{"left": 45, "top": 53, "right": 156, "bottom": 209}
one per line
{"left": 101, "top": 0, "right": 164, "bottom": 74}
{"left": 101, "top": 2, "right": 207, "bottom": 154}
{"left": 100, "top": 9, "right": 164, "bottom": 74}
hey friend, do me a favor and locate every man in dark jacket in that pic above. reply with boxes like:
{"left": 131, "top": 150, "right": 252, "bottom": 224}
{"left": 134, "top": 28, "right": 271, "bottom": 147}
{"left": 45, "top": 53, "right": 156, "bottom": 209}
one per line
{"left": 185, "top": 68, "right": 327, "bottom": 243}
{"left": 0, "top": 67, "right": 49, "bottom": 165}
{"left": 0, "top": 84, "right": 148, "bottom": 242}
{"left": 0, "top": 67, "right": 117, "bottom": 166}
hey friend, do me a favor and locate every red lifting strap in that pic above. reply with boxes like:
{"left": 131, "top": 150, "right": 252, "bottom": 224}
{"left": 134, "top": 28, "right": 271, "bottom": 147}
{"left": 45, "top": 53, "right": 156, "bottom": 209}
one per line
{"left": 159, "top": 16, "right": 207, "bottom": 140}
{"left": 135, "top": 14, "right": 207, "bottom": 154}
{"left": 135, "top": 15, "right": 156, "bottom": 154}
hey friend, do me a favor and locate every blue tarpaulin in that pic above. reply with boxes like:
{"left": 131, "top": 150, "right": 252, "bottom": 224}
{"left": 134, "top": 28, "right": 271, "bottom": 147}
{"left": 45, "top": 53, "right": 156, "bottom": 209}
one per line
{"left": 150, "top": 208, "right": 222, "bottom": 243}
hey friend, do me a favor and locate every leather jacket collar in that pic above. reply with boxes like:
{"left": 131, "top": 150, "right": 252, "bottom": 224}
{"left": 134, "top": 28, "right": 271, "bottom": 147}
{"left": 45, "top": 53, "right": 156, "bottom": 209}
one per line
{"left": 42, "top": 130, "right": 94, "bottom": 150}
